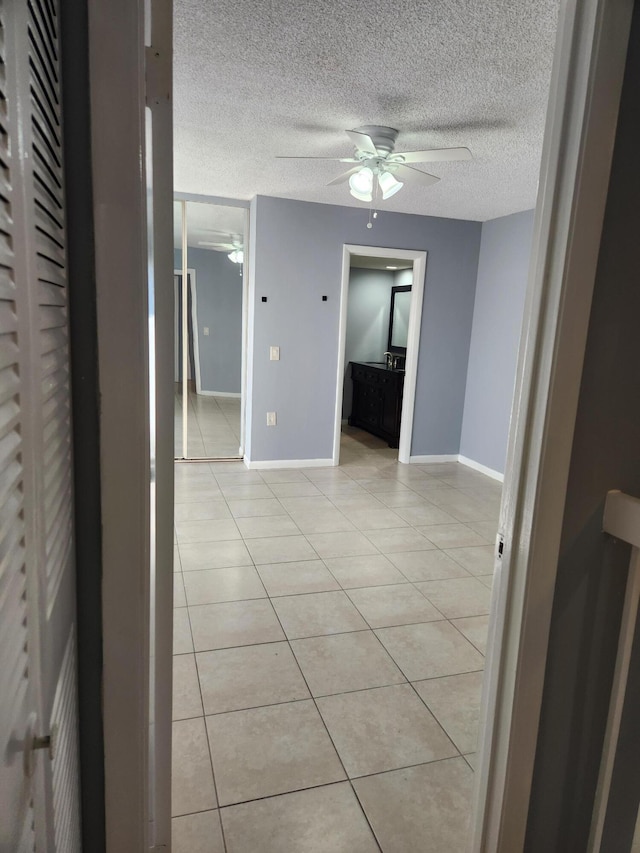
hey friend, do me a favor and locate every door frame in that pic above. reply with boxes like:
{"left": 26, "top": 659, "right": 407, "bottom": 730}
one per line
{"left": 472, "top": 0, "right": 634, "bottom": 849}
{"left": 333, "top": 245, "right": 427, "bottom": 465}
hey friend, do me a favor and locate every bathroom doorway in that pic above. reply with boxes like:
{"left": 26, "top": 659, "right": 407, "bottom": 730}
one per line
{"left": 333, "top": 245, "right": 427, "bottom": 465}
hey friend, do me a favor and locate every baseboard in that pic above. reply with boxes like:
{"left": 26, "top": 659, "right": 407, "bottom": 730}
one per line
{"left": 244, "top": 457, "right": 335, "bottom": 470}
{"left": 196, "top": 390, "right": 241, "bottom": 398}
{"left": 458, "top": 455, "right": 504, "bottom": 482}
{"left": 409, "top": 454, "right": 459, "bottom": 464}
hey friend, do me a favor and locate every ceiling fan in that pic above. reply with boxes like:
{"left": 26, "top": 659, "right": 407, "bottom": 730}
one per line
{"left": 198, "top": 231, "right": 244, "bottom": 264}
{"left": 278, "top": 125, "right": 472, "bottom": 201}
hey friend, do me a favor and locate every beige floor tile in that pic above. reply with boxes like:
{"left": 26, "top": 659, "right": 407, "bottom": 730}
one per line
{"left": 414, "top": 671, "right": 484, "bottom": 754}
{"left": 394, "top": 504, "right": 459, "bottom": 526}
{"left": 175, "top": 482, "right": 223, "bottom": 503}
{"left": 189, "top": 599, "right": 285, "bottom": 651}
{"left": 452, "top": 614, "right": 490, "bottom": 654}
{"left": 172, "top": 810, "right": 225, "bottom": 853}
{"left": 376, "top": 621, "right": 484, "bottom": 681}
{"left": 206, "top": 700, "right": 346, "bottom": 805}
{"left": 466, "top": 520, "right": 500, "bottom": 541}
{"left": 388, "top": 549, "right": 471, "bottom": 582}
{"left": 246, "top": 535, "right": 318, "bottom": 565}
{"left": 215, "top": 471, "right": 265, "bottom": 486}
{"left": 359, "top": 479, "right": 411, "bottom": 493}
{"left": 179, "top": 540, "right": 252, "bottom": 571}
{"left": 415, "top": 577, "right": 491, "bottom": 618}
{"left": 197, "top": 642, "right": 309, "bottom": 714}
{"left": 278, "top": 495, "right": 335, "bottom": 513}
{"left": 364, "top": 528, "right": 436, "bottom": 554}
{"left": 271, "top": 590, "right": 368, "bottom": 639}
{"left": 306, "top": 531, "right": 378, "bottom": 559}
{"left": 175, "top": 518, "right": 241, "bottom": 544}
{"left": 418, "top": 523, "right": 488, "bottom": 548}
{"left": 257, "top": 559, "right": 340, "bottom": 596}
{"left": 183, "top": 566, "right": 267, "bottom": 605}
{"left": 347, "top": 584, "right": 443, "bottom": 628}
{"left": 316, "top": 480, "right": 370, "bottom": 496}
{"left": 343, "top": 507, "right": 409, "bottom": 530}
{"left": 445, "top": 544, "right": 495, "bottom": 574}
{"left": 174, "top": 499, "right": 232, "bottom": 522}
{"left": 174, "top": 573, "right": 186, "bottom": 608}
{"left": 172, "top": 653, "right": 203, "bottom": 720}
{"left": 173, "top": 544, "right": 181, "bottom": 572}
{"left": 269, "top": 481, "right": 322, "bottom": 497}
{"left": 236, "top": 515, "right": 301, "bottom": 539}
{"left": 323, "top": 554, "right": 407, "bottom": 589}
{"left": 171, "top": 717, "right": 217, "bottom": 816}
{"left": 317, "top": 683, "right": 456, "bottom": 777}
{"left": 288, "top": 507, "right": 356, "bottom": 534}
{"left": 353, "top": 757, "right": 474, "bottom": 852}
{"left": 477, "top": 574, "right": 494, "bottom": 589}
{"left": 375, "top": 491, "right": 431, "bottom": 508}
{"left": 227, "top": 497, "right": 286, "bottom": 518}
{"left": 220, "top": 782, "right": 378, "bottom": 853}
{"left": 221, "top": 483, "right": 274, "bottom": 500}
{"left": 291, "top": 631, "right": 406, "bottom": 696}
{"left": 173, "top": 607, "right": 193, "bottom": 654}
{"left": 259, "top": 469, "right": 310, "bottom": 484}
{"left": 464, "top": 752, "right": 478, "bottom": 770}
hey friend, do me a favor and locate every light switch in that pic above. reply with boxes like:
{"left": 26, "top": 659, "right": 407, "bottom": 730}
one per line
{"left": 266, "top": 412, "right": 277, "bottom": 426}
{"left": 203, "top": 327, "right": 209, "bottom": 336}
{"left": 270, "top": 346, "right": 280, "bottom": 361}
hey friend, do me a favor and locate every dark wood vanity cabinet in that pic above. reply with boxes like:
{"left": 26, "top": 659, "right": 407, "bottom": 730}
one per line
{"left": 348, "top": 361, "right": 404, "bottom": 448}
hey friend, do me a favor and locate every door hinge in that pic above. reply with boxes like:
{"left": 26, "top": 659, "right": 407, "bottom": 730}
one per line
{"left": 496, "top": 532, "right": 505, "bottom": 559}
{"left": 145, "top": 44, "right": 171, "bottom": 107}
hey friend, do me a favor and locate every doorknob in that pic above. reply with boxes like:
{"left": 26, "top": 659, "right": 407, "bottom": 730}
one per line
{"left": 24, "top": 715, "right": 58, "bottom": 777}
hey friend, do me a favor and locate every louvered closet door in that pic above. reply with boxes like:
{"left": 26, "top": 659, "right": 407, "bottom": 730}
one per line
{"left": 0, "top": 1, "right": 81, "bottom": 851}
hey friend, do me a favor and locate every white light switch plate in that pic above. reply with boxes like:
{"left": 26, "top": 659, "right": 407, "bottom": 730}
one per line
{"left": 203, "top": 327, "right": 209, "bottom": 336}
{"left": 270, "top": 346, "right": 280, "bottom": 361}
{"left": 266, "top": 412, "right": 277, "bottom": 426}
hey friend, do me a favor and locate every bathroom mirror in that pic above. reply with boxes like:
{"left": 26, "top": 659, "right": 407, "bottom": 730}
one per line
{"left": 388, "top": 285, "right": 411, "bottom": 354}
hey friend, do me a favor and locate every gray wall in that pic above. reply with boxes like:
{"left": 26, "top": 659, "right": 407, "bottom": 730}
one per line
{"left": 460, "top": 209, "right": 535, "bottom": 473}
{"left": 248, "top": 195, "right": 481, "bottom": 462}
{"left": 525, "top": 6, "right": 640, "bottom": 849}
{"left": 174, "top": 247, "right": 242, "bottom": 394}
{"left": 343, "top": 267, "right": 394, "bottom": 418}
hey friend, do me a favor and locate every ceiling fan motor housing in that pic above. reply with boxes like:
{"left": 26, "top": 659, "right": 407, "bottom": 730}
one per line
{"left": 353, "top": 125, "right": 399, "bottom": 154}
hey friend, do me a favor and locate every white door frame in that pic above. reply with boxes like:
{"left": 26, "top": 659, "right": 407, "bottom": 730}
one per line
{"left": 472, "top": 0, "right": 634, "bottom": 849}
{"left": 333, "top": 245, "right": 427, "bottom": 465}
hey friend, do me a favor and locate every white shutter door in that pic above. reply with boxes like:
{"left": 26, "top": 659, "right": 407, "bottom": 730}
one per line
{"left": 0, "top": 4, "right": 37, "bottom": 848}
{"left": 0, "top": 0, "right": 81, "bottom": 850}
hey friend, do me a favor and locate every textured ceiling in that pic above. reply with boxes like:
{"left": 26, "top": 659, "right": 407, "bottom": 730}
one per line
{"left": 350, "top": 255, "right": 413, "bottom": 271}
{"left": 174, "top": 0, "right": 559, "bottom": 222}
{"left": 173, "top": 200, "right": 246, "bottom": 249}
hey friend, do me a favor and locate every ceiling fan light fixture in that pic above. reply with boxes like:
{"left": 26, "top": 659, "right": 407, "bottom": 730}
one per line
{"left": 349, "top": 166, "right": 374, "bottom": 201}
{"left": 228, "top": 249, "right": 244, "bottom": 264}
{"left": 378, "top": 170, "right": 404, "bottom": 199}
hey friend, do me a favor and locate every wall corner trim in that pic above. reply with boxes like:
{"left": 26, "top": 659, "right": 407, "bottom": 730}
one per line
{"left": 457, "top": 454, "right": 505, "bottom": 482}
{"left": 244, "top": 457, "right": 335, "bottom": 470}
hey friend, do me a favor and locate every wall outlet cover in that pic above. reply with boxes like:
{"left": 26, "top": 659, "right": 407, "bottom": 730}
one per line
{"left": 266, "top": 412, "right": 277, "bottom": 426}
{"left": 270, "top": 346, "right": 280, "bottom": 361}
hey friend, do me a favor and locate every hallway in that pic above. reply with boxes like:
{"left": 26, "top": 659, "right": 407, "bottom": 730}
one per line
{"left": 172, "top": 429, "right": 500, "bottom": 851}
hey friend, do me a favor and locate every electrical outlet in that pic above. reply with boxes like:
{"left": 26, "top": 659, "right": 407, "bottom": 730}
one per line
{"left": 266, "top": 412, "right": 277, "bottom": 426}
{"left": 270, "top": 346, "right": 280, "bottom": 361}
{"left": 203, "top": 326, "right": 209, "bottom": 336}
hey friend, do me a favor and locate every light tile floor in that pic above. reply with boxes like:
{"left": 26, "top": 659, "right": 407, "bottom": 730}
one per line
{"left": 175, "top": 389, "right": 241, "bottom": 459}
{"left": 172, "top": 426, "right": 501, "bottom": 852}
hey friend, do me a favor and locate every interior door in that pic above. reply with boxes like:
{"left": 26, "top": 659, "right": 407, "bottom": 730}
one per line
{"left": 0, "top": 0, "right": 81, "bottom": 850}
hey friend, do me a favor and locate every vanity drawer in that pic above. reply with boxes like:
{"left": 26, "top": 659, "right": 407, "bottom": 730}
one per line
{"left": 349, "top": 361, "right": 404, "bottom": 449}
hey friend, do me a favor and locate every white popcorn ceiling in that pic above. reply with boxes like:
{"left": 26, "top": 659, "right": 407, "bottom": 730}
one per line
{"left": 174, "top": 0, "right": 559, "bottom": 222}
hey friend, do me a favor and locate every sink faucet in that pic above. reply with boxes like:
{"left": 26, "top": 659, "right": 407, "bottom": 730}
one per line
{"left": 383, "top": 351, "right": 393, "bottom": 369}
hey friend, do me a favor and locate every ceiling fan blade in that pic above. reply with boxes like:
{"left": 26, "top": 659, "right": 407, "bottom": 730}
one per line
{"left": 276, "top": 156, "right": 357, "bottom": 163}
{"left": 391, "top": 164, "right": 441, "bottom": 186}
{"left": 199, "top": 241, "right": 236, "bottom": 250}
{"left": 394, "top": 146, "right": 472, "bottom": 164}
{"left": 345, "top": 130, "right": 377, "bottom": 155}
{"left": 327, "top": 166, "right": 362, "bottom": 186}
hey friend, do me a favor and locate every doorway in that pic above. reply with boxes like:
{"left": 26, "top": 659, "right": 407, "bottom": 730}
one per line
{"left": 173, "top": 199, "right": 248, "bottom": 460}
{"left": 334, "top": 245, "right": 427, "bottom": 465}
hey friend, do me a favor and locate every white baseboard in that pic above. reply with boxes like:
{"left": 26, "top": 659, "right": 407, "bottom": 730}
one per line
{"left": 458, "top": 455, "right": 504, "bottom": 482}
{"left": 197, "top": 390, "right": 241, "bottom": 398}
{"left": 409, "top": 454, "right": 459, "bottom": 464}
{"left": 244, "top": 457, "right": 335, "bottom": 470}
